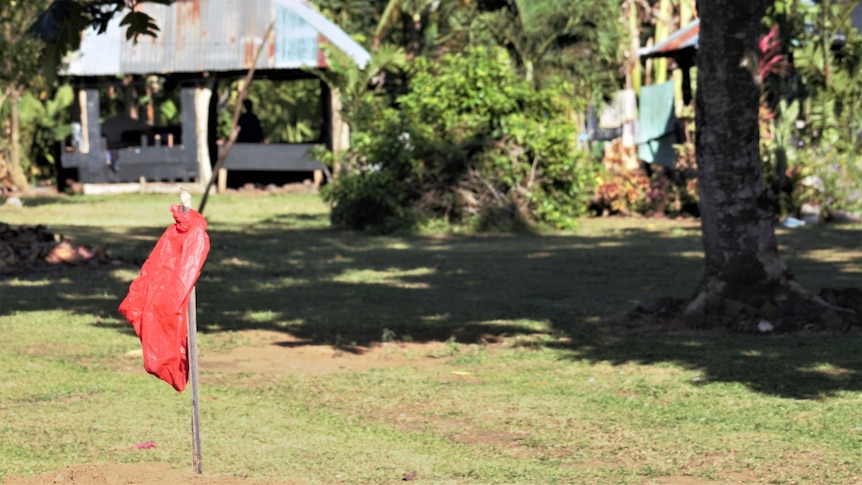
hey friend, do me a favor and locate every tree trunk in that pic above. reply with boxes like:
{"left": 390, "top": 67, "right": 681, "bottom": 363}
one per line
{"left": 7, "top": 87, "right": 30, "bottom": 192}
{"left": 329, "top": 87, "right": 350, "bottom": 179}
{"left": 686, "top": 0, "right": 847, "bottom": 330}
{"left": 627, "top": 0, "right": 642, "bottom": 95}
{"left": 402, "top": 12, "right": 423, "bottom": 60}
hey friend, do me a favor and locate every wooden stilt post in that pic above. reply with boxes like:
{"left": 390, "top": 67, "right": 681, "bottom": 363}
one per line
{"left": 180, "top": 188, "right": 203, "bottom": 474}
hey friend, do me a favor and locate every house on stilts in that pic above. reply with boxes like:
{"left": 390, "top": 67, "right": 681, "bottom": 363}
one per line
{"left": 59, "top": 0, "right": 369, "bottom": 191}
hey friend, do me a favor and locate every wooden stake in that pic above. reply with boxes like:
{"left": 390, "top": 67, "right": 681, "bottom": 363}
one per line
{"left": 180, "top": 188, "right": 203, "bottom": 474}
{"left": 197, "top": 21, "right": 274, "bottom": 215}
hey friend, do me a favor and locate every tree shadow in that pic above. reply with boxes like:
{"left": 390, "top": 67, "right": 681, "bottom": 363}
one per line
{"left": 550, "top": 330, "right": 862, "bottom": 400}
{"left": 10, "top": 195, "right": 93, "bottom": 208}
{"left": 1, "top": 210, "right": 860, "bottom": 400}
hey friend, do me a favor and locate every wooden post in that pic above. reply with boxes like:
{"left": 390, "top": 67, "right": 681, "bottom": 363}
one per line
{"left": 195, "top": 79, "right": 215, "bottom": 189}
{"left": 77, "top": 89, "right": 91, "bottom": 154}
{"left": 217, "top": 167, "right": 228, "bottom": 194}
{"left": 180, "top": 188, "right": 203, "bottom": 474}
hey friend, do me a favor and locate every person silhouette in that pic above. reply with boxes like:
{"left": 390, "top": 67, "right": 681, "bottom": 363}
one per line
{"left": 237, "top": 99, "right": 264, "bottom": 143}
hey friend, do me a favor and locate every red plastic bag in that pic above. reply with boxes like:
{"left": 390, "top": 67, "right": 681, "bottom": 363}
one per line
{"left": 119, "top": 205, "right": 210, "bottom": 392}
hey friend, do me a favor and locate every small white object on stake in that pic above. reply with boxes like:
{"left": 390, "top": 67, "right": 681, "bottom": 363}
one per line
{"left": 180, "top": 189, "right": 193, "bottom": 212}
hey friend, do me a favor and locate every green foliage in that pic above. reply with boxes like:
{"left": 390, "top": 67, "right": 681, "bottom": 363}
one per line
{"left": 159, "top": 98, "right": 178, "bottom": 124}
{"left": 324, "top": 168, "right": 419, "bottom": 234}
{"left": 219, "top": 79, "right": 323, "bottom": 144}
{"left": 324, "top": 46, "right": 596, "bottom": 234}
{"left": 137, "top": 75, "right": 181, "bottom": 126}
{"left": 254, "top": 79, "right": 322, "bottom": 143}
{"left": 372, "top": 0, "right": 475, "bottom": 57}
{"left": 494, "top": 102, "right": 596, "bottom": 229}
{"left": 1, "top": 1, "right": 50, "bottom": 88}
{"left": 13, "top": 85, "right": 75, "bottom": 179}
{"left": 311, "top": 42, "right": 407, "bottom": 181}
{"left": 793, "top": 148, "right": 862, "bottom": 218}
{"left": 314, "top": 0, "right": 387, "bottom": 44}
{"left": 470, "top": 0, "right": 624, "bottom": 96}
{"left": 19, "top": 84, "right": 75, "bottom": 143}
{"left": 118, "top": 10, "right": 160, "bottom": 41}
{"left": 762, "top": 0, "right": 862, "bottom": 217}
{"left": 315, "top": 42, "right": 408, "bottom": 127}
{"left": 0, "top": 1, "right": 55, "bottom": 189}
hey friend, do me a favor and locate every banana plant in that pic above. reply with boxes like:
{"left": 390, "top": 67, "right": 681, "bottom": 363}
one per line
{"left": 314, "top": 43, "right": 407, "bottom": 127}
{"left": 17, "top": 84, "right": 75, "bottom": 177}
{"left": 311, "top": 43, "right": 407, "bottom": 176}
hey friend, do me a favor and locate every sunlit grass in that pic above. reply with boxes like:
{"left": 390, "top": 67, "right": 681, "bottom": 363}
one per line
{"left": 333, "top": 267, "right": 436, "bottom": 288}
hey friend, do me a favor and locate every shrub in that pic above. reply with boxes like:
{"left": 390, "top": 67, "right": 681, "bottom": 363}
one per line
{"left": 324, "top": 169, "right": 418, "bottom": 234}
{"left": 590, "top": 135, "right": 699, "bottom": 218}
{"left": 325, "top": 46, "right": 597, "bottom": 234}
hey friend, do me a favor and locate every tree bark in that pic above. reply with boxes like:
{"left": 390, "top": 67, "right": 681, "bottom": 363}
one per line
{"left": 686, "top": 0, "right": 827, "bottom": 329}
{"left": 402, "top": 12, "right": 423, "bottom": 60}
{"left": 329, "top": 86, "right": 350, "bottom": 179}
{"left": 7, "top": 87, "right": 30, "bottom": 192}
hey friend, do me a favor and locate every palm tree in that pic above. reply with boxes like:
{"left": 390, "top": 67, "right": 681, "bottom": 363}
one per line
{"left": 313, "top": 43, "right": 407, "bottom": 176}
{"left": 373, "top": 0, "right": 472, "bottom": 59}
{"left": 471, "top": 0, "right": 623, "bottom": 93}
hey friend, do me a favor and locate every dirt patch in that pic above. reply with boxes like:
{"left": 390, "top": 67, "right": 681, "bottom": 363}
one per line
{"left": 644, "top": 476, "right": 729, "bottom": 485}
{"left": 197, "top": 330, "right": 461, "bottom": 378}
{"left": 1, "top": 462, "right": 292, "bottom": 485}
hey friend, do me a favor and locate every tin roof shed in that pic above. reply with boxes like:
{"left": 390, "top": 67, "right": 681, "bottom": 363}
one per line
{"left": 63, "top": 0, "right": 370, "bottom": 77}
{"left": 638, "top": 19, "right": 699, "bottom": 60}
{"left": 639, "top": 8, "right": 862, "bottom": 61}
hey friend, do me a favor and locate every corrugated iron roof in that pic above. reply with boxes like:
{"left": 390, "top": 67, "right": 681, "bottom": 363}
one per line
{"left": 63, "top": 0, "right": 370, "bottom": 77}
{"left": 638, "top": 19, "right": 699, "bottom": 59}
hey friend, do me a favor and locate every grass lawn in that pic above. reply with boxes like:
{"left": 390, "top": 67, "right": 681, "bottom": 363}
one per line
{"left": 1, "top": 192, "right": 861, "bottom": 484}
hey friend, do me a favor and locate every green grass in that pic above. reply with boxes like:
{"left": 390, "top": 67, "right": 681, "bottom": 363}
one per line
{"left": 1, "top": 192, "right": 862, "bottom": 484}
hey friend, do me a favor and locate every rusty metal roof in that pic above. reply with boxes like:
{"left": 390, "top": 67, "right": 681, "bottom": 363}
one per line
{"left": 63, "top": 0, "right": 370, "bottom": 76}
{"left": 638, "top": 19, "right": 699, "bottom": 59}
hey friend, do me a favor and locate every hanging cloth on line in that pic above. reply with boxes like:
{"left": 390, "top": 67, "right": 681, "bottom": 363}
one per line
{"left": 636, "top": 81, "right": 678, "bottom": 168}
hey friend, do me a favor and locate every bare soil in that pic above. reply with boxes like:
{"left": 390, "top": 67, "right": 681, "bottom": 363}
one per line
{"left": 198, "top": 329, "right": 459, "bottom": 378}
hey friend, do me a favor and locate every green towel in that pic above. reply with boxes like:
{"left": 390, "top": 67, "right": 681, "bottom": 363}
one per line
{"left": 637, "top": 82, "right": 677, "bottom": 168}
